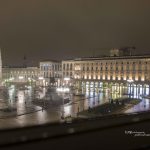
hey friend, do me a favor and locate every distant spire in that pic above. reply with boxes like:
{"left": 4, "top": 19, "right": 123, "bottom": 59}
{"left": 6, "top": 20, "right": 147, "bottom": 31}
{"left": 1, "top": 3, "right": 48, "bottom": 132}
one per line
{"left": 23, "top": 54, "right": 27, "bottom": 67}
{"left": 24, "top": 55, "right": 27, "bottom": 60}
{"left": 0, "top": 48, "right": 2, "bottom": 82}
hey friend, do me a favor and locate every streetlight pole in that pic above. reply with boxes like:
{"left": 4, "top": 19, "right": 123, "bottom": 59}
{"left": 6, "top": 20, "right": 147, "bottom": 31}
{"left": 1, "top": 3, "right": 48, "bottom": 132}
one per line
{"left": 61, "top": 98, "right": 65, "bottom": 120}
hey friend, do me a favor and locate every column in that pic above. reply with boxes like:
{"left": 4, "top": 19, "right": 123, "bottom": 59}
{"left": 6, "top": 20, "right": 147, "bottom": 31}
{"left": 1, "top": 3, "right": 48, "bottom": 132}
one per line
{"left": 136, "top": 84, "right": 138, "bottom": 96}
{"left": 142, "top": 84, "right": 144, "bottom": 95}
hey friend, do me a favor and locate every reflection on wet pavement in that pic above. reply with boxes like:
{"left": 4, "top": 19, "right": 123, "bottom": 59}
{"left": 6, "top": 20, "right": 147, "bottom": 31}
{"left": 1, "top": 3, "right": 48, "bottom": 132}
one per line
{"left": 0, "top": 84, "right": 150, "bottom": 129}
{"left": 124, "top": 98, "right": 150, "bottom": 114}
{"left": 0, "top": 85, "right": 41, "bottom": 118}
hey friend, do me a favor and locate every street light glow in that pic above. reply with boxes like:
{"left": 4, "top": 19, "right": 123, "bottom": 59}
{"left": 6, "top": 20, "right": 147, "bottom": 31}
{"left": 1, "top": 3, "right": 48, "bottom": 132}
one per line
{"left": 56, "top": 87, "right": 70, "bottom": 92}
{"left": 19, "top": 76, "right": 24, "bottom": 79}
{"left": 127, "top": 79, "right": 134, "bottom": 83}
{"left": 64, "top": 77, "right": 70, "bottom": 81}
{"left": 39, "top": 77, "right": 44, "bottom": 80}
{"left": 9, "top": 77, "right": 14, "bottom": 81}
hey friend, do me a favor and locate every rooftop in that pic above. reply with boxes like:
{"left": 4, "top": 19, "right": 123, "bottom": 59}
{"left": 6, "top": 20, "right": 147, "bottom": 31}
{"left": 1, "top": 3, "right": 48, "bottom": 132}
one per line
{"left": 63, "top": 55, "right": 150, "bottom": 62}
{"left": 40, "top": 59, "right": 61, "bottom": 63}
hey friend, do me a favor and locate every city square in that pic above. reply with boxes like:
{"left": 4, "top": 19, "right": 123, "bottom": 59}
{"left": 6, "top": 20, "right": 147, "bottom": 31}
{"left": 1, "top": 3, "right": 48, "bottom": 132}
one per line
{"left": 0, "top": 1, "right": 150, "bottom": 149}
{"left": 0, "top": 49, "right": 149, "bottom": 129}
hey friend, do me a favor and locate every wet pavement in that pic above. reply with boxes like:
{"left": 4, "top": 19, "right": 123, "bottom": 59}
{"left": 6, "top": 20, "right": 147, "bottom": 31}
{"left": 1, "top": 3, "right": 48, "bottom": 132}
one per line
{"left": 0, "top": 85, "right": 41, "bottom": 118}
{"left": 124, "top": 98, "right": 150, "bottom": 114}
{"left": 0, "top": 85, "right": 150, "bottom": 129}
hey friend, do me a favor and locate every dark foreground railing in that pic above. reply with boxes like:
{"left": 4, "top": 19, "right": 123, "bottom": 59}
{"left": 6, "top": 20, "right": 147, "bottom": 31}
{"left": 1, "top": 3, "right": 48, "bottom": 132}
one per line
{"left": 0, "top": 111, "right": 150, "bottom": 150}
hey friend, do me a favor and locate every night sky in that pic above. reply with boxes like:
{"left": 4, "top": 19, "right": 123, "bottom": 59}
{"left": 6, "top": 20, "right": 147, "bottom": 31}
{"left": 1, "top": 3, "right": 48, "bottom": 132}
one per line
{"left": 0, "top": 0, "right": 150, "bottom": 66}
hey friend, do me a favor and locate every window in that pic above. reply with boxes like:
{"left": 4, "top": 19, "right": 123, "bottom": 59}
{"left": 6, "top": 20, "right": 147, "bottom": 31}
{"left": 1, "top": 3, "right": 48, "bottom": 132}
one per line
{"left": 67, "top": 64, "right": 69, "bottom": 70}
{"left": 127, "top": 63, "right": 129, "bottom": 71}
{"left": 133, "top": 62, "right": 136, "bottom": 71}
{"left": 83, "top": 66, "right": 85, "bottom": 71}
{"left": 70, "top": 64, "right": 72, "bottom": 70}
{"left": 63, "top": 64, "right": 65, "bottom": 70}
{"left": 110, "top": 75, "right": 113, "bottom": 80}
{"left": 96, "top": 75, "right": 98, "bottom": 79}
{"left": 145, "top": 63, "right": 148, "bottom": 71}
{"left": 121, "top": 76, "right": 123, "bottom": 80}
{"left": 121, "top": 66, "right": 123, "bottom": 71}
{"left": 100, "top": 75, "right": 102, "bottom": 79}
{"left": 139, "top": 63, "right": 142, "bottom": 71}
{"left": 116, "top": 67, "right": 118, "bottom": 71}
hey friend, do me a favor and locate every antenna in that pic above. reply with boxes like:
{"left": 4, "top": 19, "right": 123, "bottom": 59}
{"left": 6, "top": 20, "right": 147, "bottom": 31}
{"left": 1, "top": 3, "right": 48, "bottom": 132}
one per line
{"left": 23, "top": 54, "right": 27, "bottom": 67}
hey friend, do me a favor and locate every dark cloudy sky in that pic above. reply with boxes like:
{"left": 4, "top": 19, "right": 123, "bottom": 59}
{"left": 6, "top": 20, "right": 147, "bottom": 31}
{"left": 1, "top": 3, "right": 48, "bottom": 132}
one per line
{"left": 0, "top": 0, "right": 150, "bottom": 66}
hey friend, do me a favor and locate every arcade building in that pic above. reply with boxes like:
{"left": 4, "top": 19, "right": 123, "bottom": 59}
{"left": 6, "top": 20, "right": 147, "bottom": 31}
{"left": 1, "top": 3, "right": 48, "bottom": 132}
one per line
{"left": 1, "top": 48, "right": 150, "bottom": 97}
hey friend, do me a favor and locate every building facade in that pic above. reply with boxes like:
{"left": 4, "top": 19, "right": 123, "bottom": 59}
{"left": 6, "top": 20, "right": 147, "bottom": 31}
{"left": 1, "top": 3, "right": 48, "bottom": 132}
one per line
{"left": 1, "top": 49, "right": 150, "bottom": 96}
{"left": 61, "top": 60, "right": 75, "bottom": 86}
{"left": 39, "top": 60, "right": 62, "bottom": 86}
{"left": 62, "top": 55, "right": 150, "bottom": 96}
{"left": 2, "top": 66, "right": 39, "bottom": 85}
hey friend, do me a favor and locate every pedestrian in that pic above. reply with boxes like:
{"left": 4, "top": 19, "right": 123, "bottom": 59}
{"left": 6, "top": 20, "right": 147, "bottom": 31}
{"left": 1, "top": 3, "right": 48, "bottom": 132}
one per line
{"left": 111, "top": 99, "right": 113, "bottom": 104}
{"left": 78, "top": 106, "right": 79, "bottom": 113}
{"left": 61, "top": 115, "right": 64, "bottom": 120}
{"left": 109, "top": 98, "right": 111, "bottom": 103}
{"left": 116, "top": 99, "right": 119, "bottom": 105}
{"left": 93, "top": 100, "right": 95, "bottom": 105}
{"left": 88, "top": 106, "right": 91, "bottom": 112}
